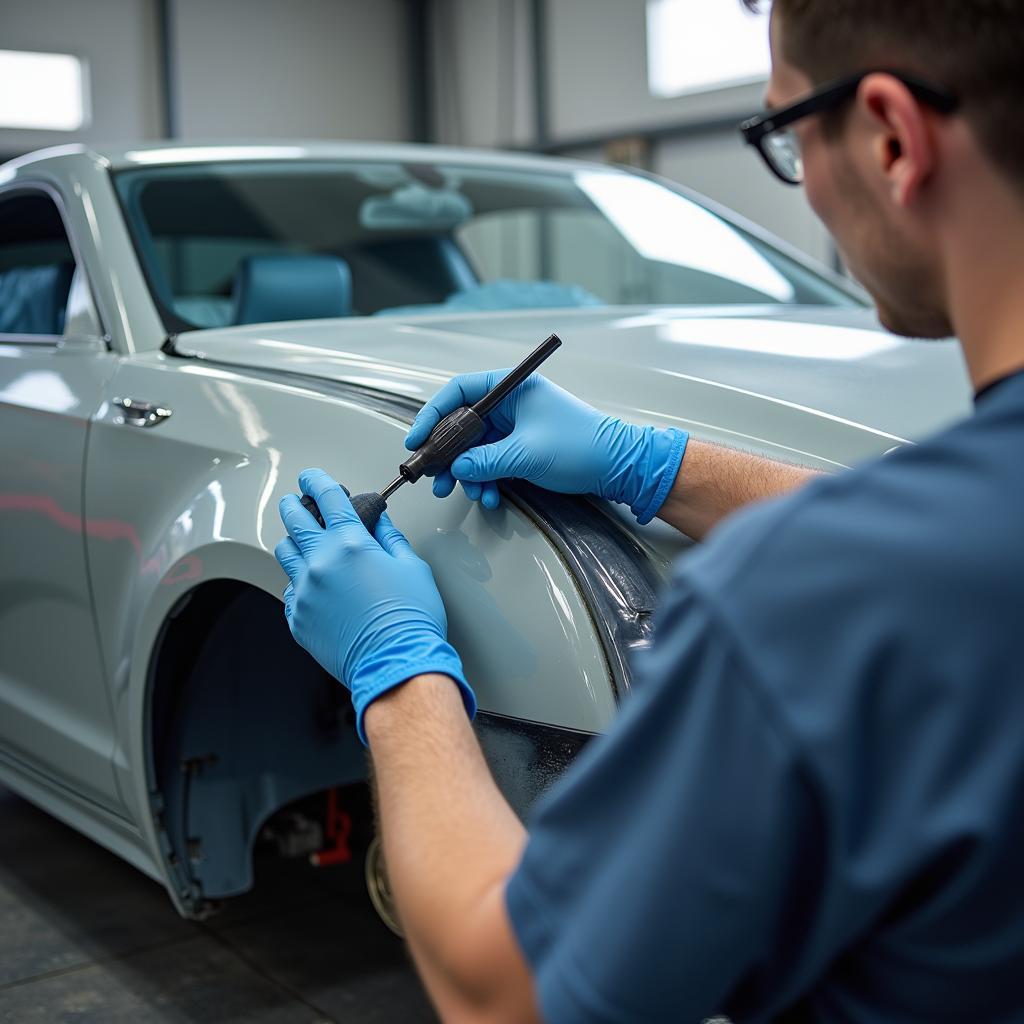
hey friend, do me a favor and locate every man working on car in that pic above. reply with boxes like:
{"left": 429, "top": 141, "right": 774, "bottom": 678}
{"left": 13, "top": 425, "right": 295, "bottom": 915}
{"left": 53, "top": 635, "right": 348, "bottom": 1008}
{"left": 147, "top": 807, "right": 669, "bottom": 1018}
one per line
{"left": 274, "top": 1, "right": 1024, "bottom": 1019}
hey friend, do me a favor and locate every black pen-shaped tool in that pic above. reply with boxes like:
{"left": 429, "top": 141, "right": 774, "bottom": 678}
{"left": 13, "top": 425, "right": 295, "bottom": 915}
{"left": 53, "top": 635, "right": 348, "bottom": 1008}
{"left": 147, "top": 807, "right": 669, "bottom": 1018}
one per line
{"left": 301, "top": 333, "right": 562, "bottom": 532}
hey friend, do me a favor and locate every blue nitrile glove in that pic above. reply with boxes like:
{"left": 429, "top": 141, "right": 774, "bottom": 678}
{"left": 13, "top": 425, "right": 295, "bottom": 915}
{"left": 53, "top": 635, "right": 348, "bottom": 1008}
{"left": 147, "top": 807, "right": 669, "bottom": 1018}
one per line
{"left": 405, "top": 372, "right": 688, "bottom": 525}
{"left": 275, "top": 468, "right": 475, "bottom": 745}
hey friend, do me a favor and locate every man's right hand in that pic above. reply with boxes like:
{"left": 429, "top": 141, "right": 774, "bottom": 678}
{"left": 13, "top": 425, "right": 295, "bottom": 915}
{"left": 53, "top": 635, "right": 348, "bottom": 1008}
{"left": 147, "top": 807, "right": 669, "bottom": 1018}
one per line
{"left": 404, "top": 371, "right": 688, "bottom": 525}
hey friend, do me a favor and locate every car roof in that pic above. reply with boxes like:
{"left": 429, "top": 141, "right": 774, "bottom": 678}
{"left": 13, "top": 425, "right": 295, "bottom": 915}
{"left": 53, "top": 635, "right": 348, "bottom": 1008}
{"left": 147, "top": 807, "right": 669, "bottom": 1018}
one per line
{"left": 1, "top": 140, "right": 599, "bottom": 176}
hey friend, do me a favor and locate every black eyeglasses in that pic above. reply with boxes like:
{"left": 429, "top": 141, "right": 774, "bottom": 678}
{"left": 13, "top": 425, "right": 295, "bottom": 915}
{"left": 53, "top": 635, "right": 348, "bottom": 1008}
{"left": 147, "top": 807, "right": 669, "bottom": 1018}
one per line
{"left": 739, "top": 70, "right": 959, "bottom": 185}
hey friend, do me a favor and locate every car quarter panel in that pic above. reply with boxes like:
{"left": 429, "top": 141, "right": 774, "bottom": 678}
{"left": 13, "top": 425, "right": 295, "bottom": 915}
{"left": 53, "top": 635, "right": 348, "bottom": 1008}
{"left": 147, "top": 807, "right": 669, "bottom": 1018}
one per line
{"left": 84, "top": 350, "right": 617, "bottom": 830}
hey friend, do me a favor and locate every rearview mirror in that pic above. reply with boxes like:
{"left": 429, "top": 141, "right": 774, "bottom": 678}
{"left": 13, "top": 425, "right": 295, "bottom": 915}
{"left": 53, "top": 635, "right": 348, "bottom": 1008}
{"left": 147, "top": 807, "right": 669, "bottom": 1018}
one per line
{"left": 359, "top": 183, "right": 472, "bottom": 231}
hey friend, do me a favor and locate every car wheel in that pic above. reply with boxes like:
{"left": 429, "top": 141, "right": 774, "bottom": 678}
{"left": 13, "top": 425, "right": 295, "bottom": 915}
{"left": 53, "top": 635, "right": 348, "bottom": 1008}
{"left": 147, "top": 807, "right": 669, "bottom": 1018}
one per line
{"left": 365, "top": 834, "right": 402, "bottom": 935}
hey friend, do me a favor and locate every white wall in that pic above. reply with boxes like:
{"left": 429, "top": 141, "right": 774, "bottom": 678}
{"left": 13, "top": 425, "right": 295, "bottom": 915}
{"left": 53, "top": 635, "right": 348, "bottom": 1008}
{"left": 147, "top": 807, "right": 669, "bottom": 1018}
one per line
{"left": 430, "top": 0, "right": 836, "bottom": 265}
{"left": 0, "top": 0, "right": 163, "bottom": 155}
{"left": 172, "top": 0, "right": 411, "bottom": 141}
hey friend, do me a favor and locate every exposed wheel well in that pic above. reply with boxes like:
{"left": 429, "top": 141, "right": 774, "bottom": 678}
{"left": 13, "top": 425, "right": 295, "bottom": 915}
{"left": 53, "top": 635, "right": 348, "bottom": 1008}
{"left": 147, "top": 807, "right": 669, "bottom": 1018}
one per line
{"left": 147, "top": 580, "right": 367, "bottom": 911}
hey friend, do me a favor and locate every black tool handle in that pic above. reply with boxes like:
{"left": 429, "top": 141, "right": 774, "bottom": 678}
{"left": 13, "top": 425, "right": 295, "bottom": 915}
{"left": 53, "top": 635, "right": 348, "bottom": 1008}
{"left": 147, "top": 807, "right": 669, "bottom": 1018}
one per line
{"left": 472, "top": 333, "right": 561, "bottom": 418}
{"left": 296, "top": 334, "right": 563, "bottom": 534}
{"left": 397, "top": 333, "right": 561, "bottom": 483}
{"left": 398, "top": 405, "right": 486, "bottom": 483}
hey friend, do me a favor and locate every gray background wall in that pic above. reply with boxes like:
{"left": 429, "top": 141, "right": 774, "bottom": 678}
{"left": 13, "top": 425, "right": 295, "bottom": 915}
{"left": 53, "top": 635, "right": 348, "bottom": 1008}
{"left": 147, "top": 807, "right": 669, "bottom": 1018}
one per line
{"left": 170, "top": 0, "right": 410, "bottom": 140}
{"left": 0, "top": 0, "right": 412, "bottom": 151}
{"left": 0, "top": 0, "right": 835, "bottom": 265}
{"left": 0, "top": 0, "right": 163, "bottom": 153}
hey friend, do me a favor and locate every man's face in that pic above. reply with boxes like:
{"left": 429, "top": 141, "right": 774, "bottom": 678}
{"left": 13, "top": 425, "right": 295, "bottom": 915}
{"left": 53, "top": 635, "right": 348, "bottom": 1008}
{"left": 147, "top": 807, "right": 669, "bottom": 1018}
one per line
{"left": 764, "top": 11, "right": 953, "bottom": 338}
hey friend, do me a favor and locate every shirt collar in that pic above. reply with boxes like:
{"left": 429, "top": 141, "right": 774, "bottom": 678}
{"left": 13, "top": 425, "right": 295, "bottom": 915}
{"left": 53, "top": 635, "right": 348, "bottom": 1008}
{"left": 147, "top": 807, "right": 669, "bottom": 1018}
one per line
{"left": 974, "top": 369, "right": 1024, "bottom": 407}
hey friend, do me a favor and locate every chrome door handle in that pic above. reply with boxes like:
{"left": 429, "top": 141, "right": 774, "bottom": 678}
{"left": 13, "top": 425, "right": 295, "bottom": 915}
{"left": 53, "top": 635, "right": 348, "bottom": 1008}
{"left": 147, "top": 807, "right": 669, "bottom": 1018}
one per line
{"left": 113, "top": 397, "right": 173, "bottom": 428}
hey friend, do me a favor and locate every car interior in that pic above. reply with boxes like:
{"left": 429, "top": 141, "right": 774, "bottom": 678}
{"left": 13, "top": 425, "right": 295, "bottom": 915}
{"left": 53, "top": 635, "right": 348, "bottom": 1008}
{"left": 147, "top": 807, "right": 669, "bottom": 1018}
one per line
{"left": 0, "top": 192, "right": 75, "bottom": 337}
{"left": 115, "top": 165, "right": 604, "bottom": 330}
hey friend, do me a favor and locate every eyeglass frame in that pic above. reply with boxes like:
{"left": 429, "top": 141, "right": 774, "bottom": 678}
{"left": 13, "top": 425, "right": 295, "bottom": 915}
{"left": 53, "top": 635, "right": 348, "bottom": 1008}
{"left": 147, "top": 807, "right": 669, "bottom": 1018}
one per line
{"left": 739, "top": 69, "right": 960, "bottom": 185}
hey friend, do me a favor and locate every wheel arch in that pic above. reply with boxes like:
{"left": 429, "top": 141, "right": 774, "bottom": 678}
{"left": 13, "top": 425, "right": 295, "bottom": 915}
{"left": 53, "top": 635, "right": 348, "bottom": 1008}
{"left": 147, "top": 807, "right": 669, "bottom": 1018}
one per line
{"left": 139, "top": 572, "right": 366, "bottom": 917}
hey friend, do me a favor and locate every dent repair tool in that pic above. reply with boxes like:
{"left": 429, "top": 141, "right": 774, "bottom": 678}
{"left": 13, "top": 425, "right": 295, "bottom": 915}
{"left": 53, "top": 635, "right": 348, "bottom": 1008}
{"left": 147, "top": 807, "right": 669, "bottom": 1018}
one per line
{"left": 301, "top": 332, "right": 563, "bottom": 533}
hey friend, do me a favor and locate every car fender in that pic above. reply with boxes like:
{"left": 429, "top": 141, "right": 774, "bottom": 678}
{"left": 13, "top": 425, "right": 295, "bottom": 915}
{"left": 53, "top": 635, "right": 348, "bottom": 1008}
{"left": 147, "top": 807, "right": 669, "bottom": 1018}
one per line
{"left": 85, "top": 349, "right": 621, "bottom": 909}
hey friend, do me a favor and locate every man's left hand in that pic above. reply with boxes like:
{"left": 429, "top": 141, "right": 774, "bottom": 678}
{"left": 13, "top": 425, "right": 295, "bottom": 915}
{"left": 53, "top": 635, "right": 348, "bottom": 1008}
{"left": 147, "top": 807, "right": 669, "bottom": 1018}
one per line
{"left": 275, "top": 468, "right": 476, "bottom": 743}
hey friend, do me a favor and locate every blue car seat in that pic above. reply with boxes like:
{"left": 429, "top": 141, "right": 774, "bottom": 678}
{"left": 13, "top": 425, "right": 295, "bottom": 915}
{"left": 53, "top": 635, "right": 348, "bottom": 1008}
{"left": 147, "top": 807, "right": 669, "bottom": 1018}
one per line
{"left": 232, "top": 254, "right": 353, "bottom": 325}
{"left": 0, "top": 263, "right": 75, "bottom": 335}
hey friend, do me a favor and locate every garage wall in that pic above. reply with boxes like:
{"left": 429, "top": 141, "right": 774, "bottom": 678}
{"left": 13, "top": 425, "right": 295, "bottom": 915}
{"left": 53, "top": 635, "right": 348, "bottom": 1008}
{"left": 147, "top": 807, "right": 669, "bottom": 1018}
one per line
{"left": 431, "top": 0, "right": 837, "bottom": 267}
{"left": 430, "top": 0, "right": 535, "bottom": 149}
{"left": 171, "top": 0, "right": 411, "bottom": 141}
{"left": 0, "top": 0, "right": 412, "bottom": 162}
{"left": 0, "top": 0, "right": 164, "bottom": 156}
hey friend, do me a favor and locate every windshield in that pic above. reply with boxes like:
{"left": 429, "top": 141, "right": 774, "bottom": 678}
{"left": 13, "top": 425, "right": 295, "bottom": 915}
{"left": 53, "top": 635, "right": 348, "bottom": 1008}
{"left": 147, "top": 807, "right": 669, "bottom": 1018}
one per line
{"left": 114, "top": 159, "right": 859, "bottom": 331}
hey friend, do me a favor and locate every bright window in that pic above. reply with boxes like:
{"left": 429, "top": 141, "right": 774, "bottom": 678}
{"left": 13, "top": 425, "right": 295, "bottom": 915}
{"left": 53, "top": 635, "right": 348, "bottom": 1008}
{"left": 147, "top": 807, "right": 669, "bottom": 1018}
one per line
{"left": 647, "top": 0, "right": 771, "bottom": 98}
{"left": 0, "top": 49, "right": 88, "bottom": 131}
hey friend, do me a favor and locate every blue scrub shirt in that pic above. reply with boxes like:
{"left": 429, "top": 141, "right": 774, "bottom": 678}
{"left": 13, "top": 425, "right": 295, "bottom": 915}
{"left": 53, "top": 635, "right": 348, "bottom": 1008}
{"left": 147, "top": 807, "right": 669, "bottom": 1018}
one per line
{"left": 506, "top": 372, "right": 1024, "bottom": 1023}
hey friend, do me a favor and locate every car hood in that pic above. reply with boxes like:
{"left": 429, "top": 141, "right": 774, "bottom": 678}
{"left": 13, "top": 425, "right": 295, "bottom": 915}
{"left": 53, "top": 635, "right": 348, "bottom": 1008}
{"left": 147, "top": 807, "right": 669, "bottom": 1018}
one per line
{"left": 174, "top": 305, "right": 972, "bottom": 471}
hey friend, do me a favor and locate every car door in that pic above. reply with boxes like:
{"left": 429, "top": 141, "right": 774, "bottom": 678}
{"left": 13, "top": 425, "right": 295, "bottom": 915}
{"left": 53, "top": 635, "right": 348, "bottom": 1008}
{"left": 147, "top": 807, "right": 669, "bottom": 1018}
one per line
{"left": 0, "top": 183, "right": 126, "bottom": 816}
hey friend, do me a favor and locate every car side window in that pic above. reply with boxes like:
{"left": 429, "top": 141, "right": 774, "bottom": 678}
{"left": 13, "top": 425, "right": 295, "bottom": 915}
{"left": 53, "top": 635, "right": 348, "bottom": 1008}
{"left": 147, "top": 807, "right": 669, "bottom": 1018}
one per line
{"left": 0, "top": 190, "right": 78, "bottom": 339}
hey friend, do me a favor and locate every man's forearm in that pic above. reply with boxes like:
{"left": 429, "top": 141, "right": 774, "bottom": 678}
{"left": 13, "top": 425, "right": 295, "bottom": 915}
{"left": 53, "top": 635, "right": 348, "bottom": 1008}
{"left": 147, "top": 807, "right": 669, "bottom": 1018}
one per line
{"left": 658, "top": 439, "right": 820, "bottom": 539}
{"left": 364, "top": 675, "right": 539, "bottom": 1023}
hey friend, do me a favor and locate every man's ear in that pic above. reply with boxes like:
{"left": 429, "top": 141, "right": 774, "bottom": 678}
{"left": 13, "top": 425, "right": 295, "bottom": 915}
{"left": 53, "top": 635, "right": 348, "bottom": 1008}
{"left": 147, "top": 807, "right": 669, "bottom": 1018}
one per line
{"left": 857, "top": 73, "right": 936, "bottom": 207}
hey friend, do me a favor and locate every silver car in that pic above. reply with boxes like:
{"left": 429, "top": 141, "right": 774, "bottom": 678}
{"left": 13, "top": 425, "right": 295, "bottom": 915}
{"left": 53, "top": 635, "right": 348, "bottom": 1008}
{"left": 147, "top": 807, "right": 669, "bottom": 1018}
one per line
{"left": 0, "top": 142, "right": 971, "bottom": 920}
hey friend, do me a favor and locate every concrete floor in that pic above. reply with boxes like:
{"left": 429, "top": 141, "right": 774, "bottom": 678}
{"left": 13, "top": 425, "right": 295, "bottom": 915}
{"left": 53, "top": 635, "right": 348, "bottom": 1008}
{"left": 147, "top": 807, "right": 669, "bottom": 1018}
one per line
{"left": 0, "top": 784, "right": 437, "bottom": 1022}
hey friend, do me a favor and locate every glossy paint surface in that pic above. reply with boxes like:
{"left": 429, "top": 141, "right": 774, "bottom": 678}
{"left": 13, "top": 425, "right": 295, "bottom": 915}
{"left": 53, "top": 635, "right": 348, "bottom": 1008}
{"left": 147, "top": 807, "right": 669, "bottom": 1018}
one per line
{"left": 0, "top": 340, "right": 123, "bottom": 813}
{"left": 84, "top": 353, "right": 616, "bottom": 815}
{"left": 0, "top": 144, "right": 974, "bottom": 908}
{"left": 176, "top": 306, "right": 970, "bottom": 459}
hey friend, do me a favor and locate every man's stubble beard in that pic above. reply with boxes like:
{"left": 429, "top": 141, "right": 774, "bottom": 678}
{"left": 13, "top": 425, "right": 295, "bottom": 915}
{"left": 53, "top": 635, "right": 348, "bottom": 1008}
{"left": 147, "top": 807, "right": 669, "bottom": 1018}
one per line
{"left": 832, "top": 159, "right": 955, "bottom": 340}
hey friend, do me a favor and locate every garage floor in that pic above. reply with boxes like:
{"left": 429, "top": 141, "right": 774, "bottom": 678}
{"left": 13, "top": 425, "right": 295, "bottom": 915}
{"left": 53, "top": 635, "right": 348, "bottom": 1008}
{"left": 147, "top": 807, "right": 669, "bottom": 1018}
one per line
{"left": 0, "top": 784, "right": 437, "bottom": 1022}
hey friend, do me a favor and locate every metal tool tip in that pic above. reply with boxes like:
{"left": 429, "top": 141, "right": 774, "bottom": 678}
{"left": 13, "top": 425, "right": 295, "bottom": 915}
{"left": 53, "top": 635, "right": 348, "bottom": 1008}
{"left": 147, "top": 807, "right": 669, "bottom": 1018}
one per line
{"left": 380, "top": 475, "right": 406, "bottom": 501}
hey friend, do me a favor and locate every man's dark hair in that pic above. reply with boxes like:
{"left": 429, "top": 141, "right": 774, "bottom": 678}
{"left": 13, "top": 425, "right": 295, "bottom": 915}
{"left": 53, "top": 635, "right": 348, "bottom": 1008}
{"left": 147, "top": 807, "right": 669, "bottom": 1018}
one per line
{"left": 742, "top": 0, "right": 1024, "bottom": 188}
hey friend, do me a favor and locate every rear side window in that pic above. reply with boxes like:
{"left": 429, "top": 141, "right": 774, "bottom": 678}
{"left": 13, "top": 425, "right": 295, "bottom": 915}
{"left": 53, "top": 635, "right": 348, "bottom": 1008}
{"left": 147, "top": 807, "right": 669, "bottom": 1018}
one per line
{"left": 0, "top": 191, "right": 76, "bottom": 337}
